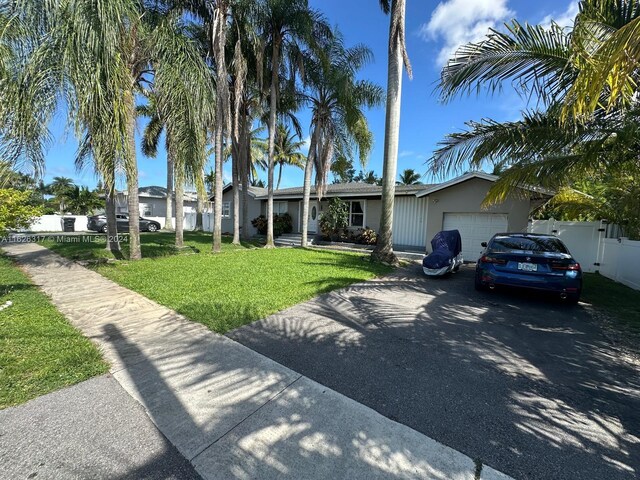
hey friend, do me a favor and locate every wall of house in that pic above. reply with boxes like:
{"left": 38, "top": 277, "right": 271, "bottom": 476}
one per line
{"left": 424, "top": 177, "right": 532, "bottom": 242}
{"left": 220, "top": 189, "right": 262, "bottom": 236}
{"left": 308, "top": 198, "right": 381, "bottom": 235}
{"left": 115, "top": 195, "right": 197, "bottom": 218}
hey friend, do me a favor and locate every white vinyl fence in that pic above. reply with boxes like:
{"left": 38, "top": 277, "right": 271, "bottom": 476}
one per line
{"left": 528, "top": 219, "right": 640, "bottom": 290}
{"left": 26, "top": 214, "right": 89, "bottom": 232}
{"left": 26, "top": 213, "right": 201, "bottom": 232}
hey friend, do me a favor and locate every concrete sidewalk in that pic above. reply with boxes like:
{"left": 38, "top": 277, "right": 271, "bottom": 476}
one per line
{"left": 2, "top": 242, "right": 512, "bottom": 480}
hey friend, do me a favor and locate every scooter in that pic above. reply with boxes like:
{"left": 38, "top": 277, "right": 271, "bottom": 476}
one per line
{"left": 422, "top": 229, "right": 463, "bottom": 276}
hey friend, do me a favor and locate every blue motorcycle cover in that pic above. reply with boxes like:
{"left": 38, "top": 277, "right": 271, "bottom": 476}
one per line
{"left": 422, "top": 230, "right": 462, "bottom": 269}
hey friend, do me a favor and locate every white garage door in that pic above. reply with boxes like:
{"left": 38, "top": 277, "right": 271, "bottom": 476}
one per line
{"left": 442, "top": 213, "right": 508, "bottom": 261}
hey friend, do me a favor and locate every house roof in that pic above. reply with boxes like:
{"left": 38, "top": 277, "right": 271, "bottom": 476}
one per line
{"left": 213, "top": 184, "right": 267, "bottom": 201}
{"left": 415, "top": 171, "right": 554, "bottom": 198}
{"left": 117, "top": 186, "right": 199, "bottom": 202}
{"left": 219, "top": 172, "right": 554, "bottom": 201}
{"left": 253, "top": 182, "right": 431, "bottom": 200}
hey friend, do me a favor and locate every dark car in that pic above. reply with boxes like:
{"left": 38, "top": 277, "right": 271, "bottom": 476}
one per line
{"left": 475, "top": 233, "right": 582, "bottom": 303}
{"left": 87, "top": 213, "right": 161, "bottom": 233}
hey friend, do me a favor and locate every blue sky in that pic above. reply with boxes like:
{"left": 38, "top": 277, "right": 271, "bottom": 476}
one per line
{"left": 41, "top": 0, "right": 579, "bottom": 191}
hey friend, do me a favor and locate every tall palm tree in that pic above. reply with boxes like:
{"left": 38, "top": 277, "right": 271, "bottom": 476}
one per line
{"left": 138, "top": 97, "right": 174, "bottom": 231}
{"left": 372, "top": 0, "right": 412, "bottom": 265}
{"left": 0, "top": 3, "right": 55, "bottom": 183}
{"left": 256, "top": 0, "right": 329, "bottom": 248}
{"left": 299, "top": 33, "right": 382, "bottom": 247}
{"left": 48, "top": 176, "right": 75, "bottom": 213}
{"left": 397, "top": 168, "right": 421, "bottom": 185}
{"left": 43, "top": 1, "right": 212, "bottom": 258}
{"left": 273, "top": 123, "right": 305, "bottom": 189}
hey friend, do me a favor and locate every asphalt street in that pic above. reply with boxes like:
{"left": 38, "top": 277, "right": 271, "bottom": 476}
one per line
{"left": 229, "top": 263, "right": 640, "bottom": 480}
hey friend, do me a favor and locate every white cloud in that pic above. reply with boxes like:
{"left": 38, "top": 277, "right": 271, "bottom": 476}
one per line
{"left": 541, "top": 1, "right": 579, "bottom": 29}
{"left": 301, "top": 135, "right": 311, "bottom": 154}
{"left": 420, "top": 0, "right": 515, "bottom": 66}
{"left": 399, "top": 150, "right": 414, "bottom": 158}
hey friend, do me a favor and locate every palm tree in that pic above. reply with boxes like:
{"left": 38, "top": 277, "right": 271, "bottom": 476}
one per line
{"left": 564, "top": 1, "right": 640, "bottom": 119}
{"left": 58, "top": 2, "right": 211, "bottom": 258}
{"left": 256, "top": 0, "right": 329, "bottom": 248}
{"left": 138, "top": 97, "right": 174, "bottom": 231}
{"left": 0, "top": 3, "right": 55, "bottom": 182}
{"left": 372, "top": 0, "right": 412, "bottom": 265}
{"left": 355, "top": 170, "right": 381, "bottom": 185}
{"left": 299, "top": 33, "right": 382, "bottom": 246}
{"left": 66, "top": 186, "right": 103, "bottom": 215}
{"left": 274, "top": 123, "right": 305, "bottom": 189}
{"left": 397, "top": 168, "right": 421, "bottom": 185}
{"left": 431, "top": 2, "right": 640, "bottom": 203}
{"left": 48, "top": 176, "right": 75, "bottom": 213}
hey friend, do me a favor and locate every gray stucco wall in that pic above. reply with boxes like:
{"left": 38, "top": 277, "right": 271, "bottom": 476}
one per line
{"left": 221, "top": 189, "right": 262, "bottom": 236}
{"left": 424, "top": 177, "right": 531, "bottom": 241}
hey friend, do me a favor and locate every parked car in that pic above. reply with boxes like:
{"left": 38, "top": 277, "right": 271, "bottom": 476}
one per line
{"left": 87, "top": 214, "right": 161, "bottom": 233}
{"left": 422, "top": 230, "right": 464, "bottom": 276}
{"left": 475, "top": 233, "right": 582, "bottom": 303}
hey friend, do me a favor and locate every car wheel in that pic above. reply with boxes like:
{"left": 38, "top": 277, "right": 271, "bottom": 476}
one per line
{"left": 147, "top": 223, "right": 158, "bottom": 232}
{"left": 101, "top": 224, "right": 108, "bottom": 233}
{"left": 474, "top": 273, "right": 488, "bottom": 291}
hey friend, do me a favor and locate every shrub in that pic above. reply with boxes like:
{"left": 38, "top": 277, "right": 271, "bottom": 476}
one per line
{"left": 251, "top": 213, "right": 293, "bottom": 237}
{"left": 319, "top": 198, "right": 349, "bottom": 238}
{"left": 0, "top": 189, "right": 43, "bottom": 235}
{"left": 353, "top": 227, "right": 378, "bottom": 245}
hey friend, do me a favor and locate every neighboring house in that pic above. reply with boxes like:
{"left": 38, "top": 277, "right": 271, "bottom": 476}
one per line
{"left": 219, "top": 172, "right": 551, "bottom": 258}
{"left": 115, "top": 186, "right": 200, "bottom": 218}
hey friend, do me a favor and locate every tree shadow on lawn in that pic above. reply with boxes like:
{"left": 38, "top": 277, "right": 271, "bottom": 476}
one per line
{"left": 228, "top": 264, "right": 640, "bottom": 480}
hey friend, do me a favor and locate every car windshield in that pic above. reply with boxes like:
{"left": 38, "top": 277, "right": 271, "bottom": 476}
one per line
{"left": 489, "top": 236, "right": 568, "bottom": 254}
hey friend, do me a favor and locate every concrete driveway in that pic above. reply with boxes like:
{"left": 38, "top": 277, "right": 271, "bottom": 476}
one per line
{"left": 228, "top": 263, "right": 640, "bottom": 480}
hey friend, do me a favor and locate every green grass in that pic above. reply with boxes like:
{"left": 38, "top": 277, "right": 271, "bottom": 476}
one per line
{"left": 583, "top": 273, "right": 640, "bottom": 332}
{"left": 0, "top": 255, "right": 108, "bottom": 409}
{"left": 41, "top": 232, "right": 392, "bottom": 333}
{"left": 39, "top": 231, "right": 259, "bottom": 261}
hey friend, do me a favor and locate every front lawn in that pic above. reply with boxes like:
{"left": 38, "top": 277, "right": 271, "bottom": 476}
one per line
{"left": 39, "top": 231, "right": 258, "bottom": 261}
{"left": 583, "top": 273, "right": 640, "bottom": 332}
{"left": 0, "top": 255, "right": 108, "bottom": 409}
{"left": 41, "top": 232, "right": 392, "bottom": 333}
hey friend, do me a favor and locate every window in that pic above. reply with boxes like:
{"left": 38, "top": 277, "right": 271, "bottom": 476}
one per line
{"left": 141, "top": 204, "right": 153, "bottom": 216}
{"left": 349, "top": 201, "right": 364, "bottom": 227}
{"left": 222, "top": 202, "right": 231, "bottom": 218}
{"left": 274, "top": 201, "right": 288, "bottom": 215}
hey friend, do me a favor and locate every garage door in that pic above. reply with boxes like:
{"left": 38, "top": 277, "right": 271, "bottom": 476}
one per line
{"left": 442, "top": 213, "right": 508, "bottom": 261}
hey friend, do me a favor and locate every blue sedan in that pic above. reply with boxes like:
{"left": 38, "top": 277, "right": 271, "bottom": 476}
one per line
{"left": 474, "top": 233, "right": 582, "bottom": 303}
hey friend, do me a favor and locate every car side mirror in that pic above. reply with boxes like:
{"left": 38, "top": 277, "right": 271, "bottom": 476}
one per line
{"left": 481, "top": 242, "right": 487, "bottom": 248}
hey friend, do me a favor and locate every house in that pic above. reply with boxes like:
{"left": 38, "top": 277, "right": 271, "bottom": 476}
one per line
{"left": 220, "top": 172, "right": 550, "bottom": 258}
{"left": 115, "top": 186, "right": 200, "bottom": 218}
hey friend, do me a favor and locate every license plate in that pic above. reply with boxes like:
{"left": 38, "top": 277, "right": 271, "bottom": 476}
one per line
{"left": 518, "top": 262, "right": 537, "bottom": 272}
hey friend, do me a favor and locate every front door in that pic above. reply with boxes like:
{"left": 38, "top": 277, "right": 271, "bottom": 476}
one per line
{"left": 308, "top": 201, "right": 319, "bottom": 233}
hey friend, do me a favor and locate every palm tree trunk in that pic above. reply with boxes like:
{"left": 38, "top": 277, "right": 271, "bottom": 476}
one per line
{"left": 232, "top": 149, "right": 241, "bottom": 245}
{"left": 164, "top": 157, "right": 174, "bottom": 231}
{"left": 240, "top": 119, "right": 251, "bottom": 241}
{"left": 212, "top": 3, "right": 228, "bottom": 253}
{"left": 195, "top": 166, "right": 204, "bottom": 231}
{"left": 175, "top": 169, "right": 184, "bottom": 248}
{"left": 104, "top": 183, "right": 121, "bottom": 256}
{"left": 265, "top": 37, "right": 281, "bottom": 249}
{"left": 277, "top": 162, "right": 283, "bottom": 190}
{"left": 301, "top": 127, "right": 318, "bottom": 247}
{"left": 372, "top": 0, "right": 405, "bottom": 266}
{"left": 126, "top": 95, "right": 142, "bottom": 261}
{"left": 213, "top": 122, "right": 224, "bottom": 252}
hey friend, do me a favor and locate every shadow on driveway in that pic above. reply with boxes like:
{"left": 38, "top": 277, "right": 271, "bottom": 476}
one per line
{"left": 228, "top": 264, "right": 640, "bottom": 480}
